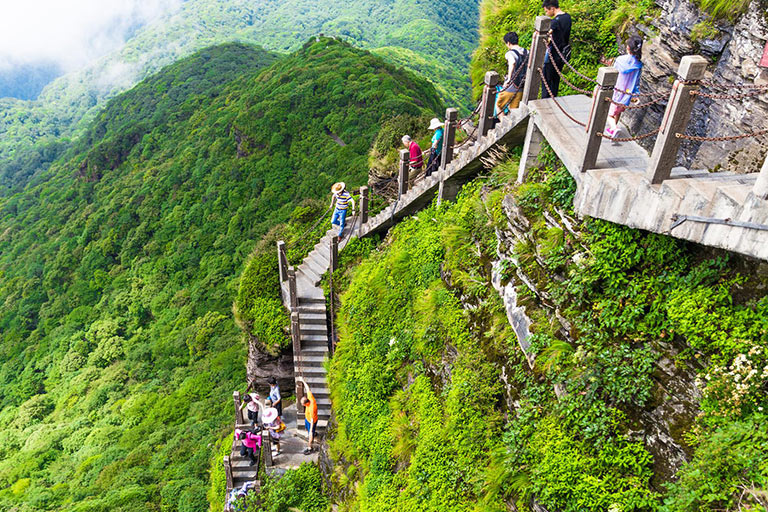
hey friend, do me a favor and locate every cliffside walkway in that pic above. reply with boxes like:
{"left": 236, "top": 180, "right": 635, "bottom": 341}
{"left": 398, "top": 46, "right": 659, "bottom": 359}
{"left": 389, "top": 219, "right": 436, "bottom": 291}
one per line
{"left": 231, "top": 16, "right": 768, "bottom": 503}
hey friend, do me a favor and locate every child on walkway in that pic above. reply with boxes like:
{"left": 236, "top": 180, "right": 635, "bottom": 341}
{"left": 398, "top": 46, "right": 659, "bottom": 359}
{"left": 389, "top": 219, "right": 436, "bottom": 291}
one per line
{"left": 605, "top": 36, "right": 644, "bottom": 139}
{"left": 239, "top": 391, "right": 260, "bottom": 427}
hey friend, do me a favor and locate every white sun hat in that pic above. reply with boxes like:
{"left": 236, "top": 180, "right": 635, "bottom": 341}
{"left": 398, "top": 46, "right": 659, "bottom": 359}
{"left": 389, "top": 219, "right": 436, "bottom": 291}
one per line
{"left": 428, "top": 118, "right": 442, "bottom": 130}
{"left": 262, "top": 407, "right": 278, "bottom": 424}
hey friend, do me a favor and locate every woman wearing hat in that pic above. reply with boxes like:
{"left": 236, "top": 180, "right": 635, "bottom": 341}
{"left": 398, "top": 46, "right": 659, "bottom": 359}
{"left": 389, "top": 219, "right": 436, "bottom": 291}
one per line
{"left": 425, "top": 117, "right": 444, "bottom": 177}
{"left": 330, "top": 182, "right": 355, "bottom": 238}
{"left": 262, "top": 400, "right": 283, "bottom": 455}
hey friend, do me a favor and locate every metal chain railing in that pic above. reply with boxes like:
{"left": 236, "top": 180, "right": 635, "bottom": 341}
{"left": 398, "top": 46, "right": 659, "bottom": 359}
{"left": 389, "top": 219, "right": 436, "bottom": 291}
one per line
{"left": 691, "top": 89, "right": 768, "bottom": 100}
{"left": 538, "top": 67, "right": 587, "bottom": 127}
{"left": 675, "top": 127, "right": 768, "bottom": 142}
{"left": 545, "top": 48, "right": 595, "bottom": 95}
{"left": 607, "top": 94, "right": 667, "bottom": 110}
{"left": 598, "top": 127, "right": 660, "bottom": 142}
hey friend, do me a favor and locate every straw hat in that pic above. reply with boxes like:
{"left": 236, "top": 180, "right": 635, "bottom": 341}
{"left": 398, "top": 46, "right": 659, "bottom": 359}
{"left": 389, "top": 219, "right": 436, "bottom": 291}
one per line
{"left": 428, "top": 118, "right": 442, "bottom": 130}
{"left": 331, "top": 182, "right": 345, "bottom": 194}
{"left": 262, "top": 407, "right": 278, "bottom": 424}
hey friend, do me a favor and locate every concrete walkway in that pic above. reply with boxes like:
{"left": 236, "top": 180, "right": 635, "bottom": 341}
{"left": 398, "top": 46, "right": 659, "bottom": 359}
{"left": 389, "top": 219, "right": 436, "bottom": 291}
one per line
{"left": 265, "top": 403, "right": 320, "bottom": 477}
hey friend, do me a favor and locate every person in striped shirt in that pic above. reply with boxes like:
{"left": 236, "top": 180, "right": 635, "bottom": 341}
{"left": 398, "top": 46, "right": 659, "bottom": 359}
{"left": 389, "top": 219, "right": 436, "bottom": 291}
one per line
{"left": 330, "top": 182, "right": 355, "bottom": 237}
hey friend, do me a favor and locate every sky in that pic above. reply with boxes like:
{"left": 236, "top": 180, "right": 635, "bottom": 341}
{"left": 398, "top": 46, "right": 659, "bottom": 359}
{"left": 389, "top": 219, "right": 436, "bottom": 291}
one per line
{"left": 0, "top": 0, "right": 183, "bottom": 72}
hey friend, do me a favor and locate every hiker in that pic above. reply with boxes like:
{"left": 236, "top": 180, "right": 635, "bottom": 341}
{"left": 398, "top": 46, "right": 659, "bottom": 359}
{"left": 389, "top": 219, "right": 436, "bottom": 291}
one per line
{"left": 330, "top": 182, "right": 355, "bottom": 237}
{"left": 497, "top": 32, "right": 529, "bottom": 113}
{"left": 425, "top": 118, "right": 444, "bottom": 177}
{"left": 541, "top": 0, "right": 572, "bottom": 99}
{"left": 604, "top": 36, "right": 644, "bottom": 139}
{"left": 297, "top": 376, "right": 318, "bottom": 454}
{"left": 262, "top": 399, "right": 283, "bottom": 455}
{"left": 402, "top": 135, "right": 424, "bottom": 174}
{"left": 234, "top": 427, "right": 261, "bottom": 466}
{"left": 267, "top": 377, "right": 282, "bottom": 417}
{"left": 239, "top": 390, "right": 260, "bottom": 427}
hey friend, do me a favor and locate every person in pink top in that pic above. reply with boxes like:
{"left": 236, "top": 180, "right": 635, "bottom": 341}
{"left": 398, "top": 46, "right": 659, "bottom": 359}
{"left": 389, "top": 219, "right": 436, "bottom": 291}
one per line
{"left": 402, "top": 135, "right": 424, "bottom": 174}
{"left": 234, "top": 428, "right": 261, "bottom": 466}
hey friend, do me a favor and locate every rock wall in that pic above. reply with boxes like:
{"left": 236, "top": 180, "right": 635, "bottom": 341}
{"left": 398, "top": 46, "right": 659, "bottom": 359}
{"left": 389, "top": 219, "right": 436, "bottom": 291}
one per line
{"left": 246, "top": 334, "right": 295, "bottom": 396}
{"left": 625, "top": 0, "right": 768, "bottom": 172}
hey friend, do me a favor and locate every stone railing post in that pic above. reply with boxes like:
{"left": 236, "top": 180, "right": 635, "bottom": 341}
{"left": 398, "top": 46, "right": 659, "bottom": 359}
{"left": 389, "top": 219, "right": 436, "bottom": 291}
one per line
{"left": 647, "top": 55, "right": 708, "bottom": 184}
{"left": 233, "top": 391, "right": 244, "bottom": 425}
{"left": 478, "top": 71, "right": 500, "bottom": 137}
{"left": 277, "top": 241, "right": 288, "bottom": 282}
{"left": 287, "top": 268, "right": 298, "bottom": 310}
{"left": 754, "top": 154, "right": 768, "bottom": 200}
{"left": 360, "top": 186, "right": 369, "bottom": 223}
{"left": 522, "top": 16, "right": 552, "bottom": 105}
{"left": 398, "top": 149, "right": 409, "bottom": 197}
{"left": 580, "top": 67, "right": 619, "bottom": 172}
{"left": 330, "top": 235, "right": 339, "bottom": 271}
{"left": 262, "top": 430, "right": 273, "bottom": 467}
{"left": 223, "top": 456, "right": 233, "bottom": 490}
{"left": 440, "top": 108, "right": 458, "bottom": 171}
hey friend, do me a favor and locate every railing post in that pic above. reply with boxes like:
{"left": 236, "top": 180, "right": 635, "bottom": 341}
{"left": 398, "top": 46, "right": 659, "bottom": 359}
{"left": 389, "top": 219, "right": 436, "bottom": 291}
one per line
{"left": 277, "top": 241, "right": 288, "bottom": 282}
{"left": 580, "top": 67, "right": 619, "bottom": 172}
{"left": 441, "top": 108, "right": 458, "bottom": 171}
{"left": 753, "top": 154, "right": 768, "bottom": 200}
{"left": 522, "top": 16, "right": 552, "bottom": 105}
{"left": 223, "top": 456, "right": 233, "bottom": 491}
{"left": 330, "top": 235, "right": 339, "bottom": 271}
{"left": 262, "top": 430, "right": 273, "bottom": 467}
{"left": 478, "top": 71, "right": 500, "bottom": 137}
{"left": 398, "top": 149, "right": 409, "bottom": 196}
{"left": 647, "top": 55, "right": 708, "bottom": 184}
{"left": 360, "top": 186, "right": 369, "bottom": 223}
{"left": 288, "top": 268, "right": 298, "bottom": 310}
{"left": 233, "top": 391, "right": 244, "bottom": 425}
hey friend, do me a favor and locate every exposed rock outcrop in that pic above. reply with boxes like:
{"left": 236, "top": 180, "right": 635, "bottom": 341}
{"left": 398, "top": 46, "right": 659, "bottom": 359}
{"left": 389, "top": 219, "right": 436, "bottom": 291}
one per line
{"left": 625, "top": 0, "right": 768, "bottom": 172}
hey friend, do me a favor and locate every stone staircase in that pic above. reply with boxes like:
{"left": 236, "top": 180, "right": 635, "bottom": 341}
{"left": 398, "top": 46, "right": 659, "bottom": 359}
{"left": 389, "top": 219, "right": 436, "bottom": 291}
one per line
{"left": 281, "top": 226, "right": 358, "bottom": 431}
{"left": 230, "top": 426, "right": 262, "bottom": 490}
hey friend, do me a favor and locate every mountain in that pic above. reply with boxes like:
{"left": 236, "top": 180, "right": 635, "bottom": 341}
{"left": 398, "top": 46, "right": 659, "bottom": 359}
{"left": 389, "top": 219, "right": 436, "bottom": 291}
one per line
{"left": 0, "top": 38, "right": 442, "bottom": 511}
{"left": 0, "top": 0, "right": 478, "bottom": 194}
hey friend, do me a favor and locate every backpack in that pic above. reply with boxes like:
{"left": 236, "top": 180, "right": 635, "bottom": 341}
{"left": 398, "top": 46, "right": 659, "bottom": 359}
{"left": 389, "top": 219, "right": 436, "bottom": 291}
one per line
{"left": 509, "top": 48, "right": 529, "bottom": 89}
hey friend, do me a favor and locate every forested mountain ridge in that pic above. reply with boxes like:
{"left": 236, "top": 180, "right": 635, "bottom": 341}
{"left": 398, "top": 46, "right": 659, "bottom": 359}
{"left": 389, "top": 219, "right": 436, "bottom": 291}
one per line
{"left": 0, "top": 0, "right": 478, "bottom": 195}
{"left": 0, "top": 38, "right": 443, "bottom": 511}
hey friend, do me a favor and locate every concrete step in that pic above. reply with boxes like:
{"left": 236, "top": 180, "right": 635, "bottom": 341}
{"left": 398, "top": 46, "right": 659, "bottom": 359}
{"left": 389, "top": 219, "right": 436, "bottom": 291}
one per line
{"left": 300, "top": 344, "right": 329, "bottom": 354}
{"left": 301, "top": 333, "right": 328, "bottom": 343}
{"left": 233, "top": 475, "right": 259, "bottom": 489}
{"left": 298, "top": 266, "right": 321, "bottom": 285}
{"left": 294, "top": 354, "right": 327, "bottom": 366}
{"left": 295, "top": 364, "right": 326, "bottom": 375}
{"left": 300, "top": 325, "right": 327, "bottom": 336}
{"left": 298, "top": 296, "right": 325, "bottom": 305}
{"left": 299, "top": 312, "right": 326, "bottom": 324}
{"left": 305, "top": 256, "right": 327, "bottom": 277}
{"left": 716, "top": 183, "right": 751, "bottom": 205}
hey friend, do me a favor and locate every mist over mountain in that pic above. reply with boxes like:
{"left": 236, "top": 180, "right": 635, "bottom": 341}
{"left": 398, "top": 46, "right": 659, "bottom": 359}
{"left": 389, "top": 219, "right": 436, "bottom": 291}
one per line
{"left": 0, "top": 0, "right": 478, "bottom": 195}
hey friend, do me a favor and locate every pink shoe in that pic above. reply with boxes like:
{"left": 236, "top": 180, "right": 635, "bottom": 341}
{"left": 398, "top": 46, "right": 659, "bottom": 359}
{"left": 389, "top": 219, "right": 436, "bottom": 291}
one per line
{"left": 604, "top": 127, "right": 616, "bottom": 139}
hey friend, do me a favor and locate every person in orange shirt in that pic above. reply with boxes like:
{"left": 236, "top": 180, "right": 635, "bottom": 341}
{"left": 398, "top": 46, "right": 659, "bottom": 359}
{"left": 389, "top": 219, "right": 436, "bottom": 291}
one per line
{"left": 297, "top": 377, "right": 318, "bottom": 454}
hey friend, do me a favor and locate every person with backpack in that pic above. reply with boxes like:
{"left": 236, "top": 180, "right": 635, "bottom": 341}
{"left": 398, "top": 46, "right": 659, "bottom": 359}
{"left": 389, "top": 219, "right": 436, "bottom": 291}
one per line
{"left": 604, "top": 36, "right": 644, "bottom": 139}
{"left": 496, "top": 32, "right": 529, "bottom": 114}
{"left": 542, "top": 0, "right": 572, "bottom": 98}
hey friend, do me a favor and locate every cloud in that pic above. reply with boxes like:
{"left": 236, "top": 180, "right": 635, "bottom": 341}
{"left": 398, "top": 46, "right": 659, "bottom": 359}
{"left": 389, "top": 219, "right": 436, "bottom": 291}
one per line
{"left": 0, "top": 0, "right": 183, "bottom": 72}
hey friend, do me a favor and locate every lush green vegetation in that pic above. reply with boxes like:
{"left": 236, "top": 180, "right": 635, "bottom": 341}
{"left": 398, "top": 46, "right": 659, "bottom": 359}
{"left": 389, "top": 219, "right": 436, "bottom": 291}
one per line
{"left": 0, "top": 0, "right": 478, "bottom": 194}
{"left": 0, "top": 38, "right": 442, "bottom": 511}
{"left": 325, "top": 146, "right": 768, "bottom": 511}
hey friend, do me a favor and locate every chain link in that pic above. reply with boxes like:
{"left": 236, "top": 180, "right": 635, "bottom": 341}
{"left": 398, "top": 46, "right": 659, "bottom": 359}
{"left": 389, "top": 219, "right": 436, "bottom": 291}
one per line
{"left": 546, "top": 48, "right": 595, "bottom": 95}
{"left": 598, "top": 128, "right": 660, "bottom": 142}
{"left": 675, "top": 128, "right": 768, "bottom": 142}
{"left": 691, "top": 89, "right": 768, "bottom": 100}
{"left": 538, "top": 67, "right": 587, "bottom": 127}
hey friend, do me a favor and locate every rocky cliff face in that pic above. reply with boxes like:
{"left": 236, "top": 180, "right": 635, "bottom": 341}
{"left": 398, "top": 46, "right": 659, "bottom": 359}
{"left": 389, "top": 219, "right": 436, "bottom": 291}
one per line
{"left": 626, "top": 0, "right": 768, "bottom": 173}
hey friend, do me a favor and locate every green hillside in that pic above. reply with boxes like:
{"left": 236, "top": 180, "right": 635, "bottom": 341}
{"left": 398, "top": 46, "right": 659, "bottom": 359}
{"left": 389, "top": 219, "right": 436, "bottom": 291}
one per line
{"left": 0, "top": 0, "right": 478, "bottom": 194}
{"left": 0, "top": 38, "right": 442, "bottom": 511}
